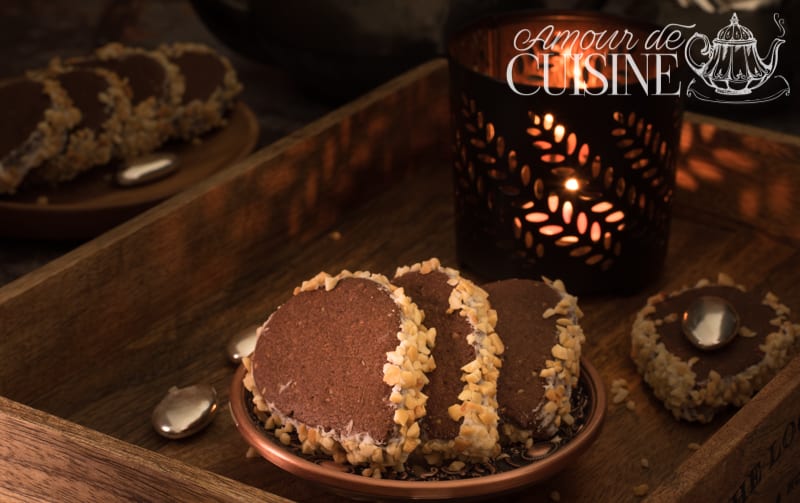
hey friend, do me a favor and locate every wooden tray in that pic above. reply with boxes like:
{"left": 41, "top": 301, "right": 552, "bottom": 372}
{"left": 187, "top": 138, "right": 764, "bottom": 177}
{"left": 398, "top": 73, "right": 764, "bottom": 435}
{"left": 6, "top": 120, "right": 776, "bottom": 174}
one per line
{"left": 1, "top": 59, "right": 799, "bottom": 502}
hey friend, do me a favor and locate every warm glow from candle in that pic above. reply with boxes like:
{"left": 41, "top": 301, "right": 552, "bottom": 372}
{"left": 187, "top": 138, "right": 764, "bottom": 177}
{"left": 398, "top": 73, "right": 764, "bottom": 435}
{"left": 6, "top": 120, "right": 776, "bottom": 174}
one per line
{"left": 590, "top": 222, "right": 602, "bottom": 242}
{"left": 548, "top": 194, "right": 560, "bottom": 212}
{"left": 553, "top": 124, "right": 565, "bottom": 143}
{"left": 577, "top": 212, "right": 588, "bottom": 234}
{"left": 540, "top": 225, "right": 564, "bottom": 236}
{"left": 591, "top": 201, "right": 613, "bottom": 212}
{"left": 562, "top": 201, "right": 573, "bottom": 224}
{"left": 565, "top": 178, "right": 579, "bottom": 191}
{"left": 606, "top": 210, "right": 625, "bottom": 223}
{"left": 525, "top": 212, "right": 550, "bottom": 223}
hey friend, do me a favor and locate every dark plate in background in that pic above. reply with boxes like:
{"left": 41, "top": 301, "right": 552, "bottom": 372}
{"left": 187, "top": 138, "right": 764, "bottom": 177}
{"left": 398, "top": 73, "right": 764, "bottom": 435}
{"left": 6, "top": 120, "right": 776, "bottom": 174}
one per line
{"left": 0, "top": 102, "right": 258, "bottom": 240}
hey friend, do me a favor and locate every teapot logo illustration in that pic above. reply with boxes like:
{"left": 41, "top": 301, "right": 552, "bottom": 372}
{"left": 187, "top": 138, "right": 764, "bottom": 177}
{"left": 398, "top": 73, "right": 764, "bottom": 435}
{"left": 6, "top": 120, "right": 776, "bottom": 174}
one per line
{"left": 684, "top": 13, "right": 790, "bottom": 104}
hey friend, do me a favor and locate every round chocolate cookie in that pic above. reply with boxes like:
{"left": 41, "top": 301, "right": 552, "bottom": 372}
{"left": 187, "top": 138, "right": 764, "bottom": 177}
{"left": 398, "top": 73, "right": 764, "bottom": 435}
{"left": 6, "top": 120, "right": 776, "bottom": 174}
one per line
{"left": 0, "top": 76, "right": 79, "bottom": 194}
{"left": 631, "top": 274, "right": 800, "bottom": 422}
{"left": 484, "top": 278, "right": 585, "bottom": 445}
{"left": 28, "top": 66, "right": 131, "bottom": 183}
{"left": 158, "top": 42, "right": 242, "bottom": 140}
{"left": 243, "top": 270, "right": 435, "bottom": 475}
{"left": 66, "top": 43, "right": 184, "bottom": 158}
{"left": 394, "top": 258, "right": 503, "bottom": 464}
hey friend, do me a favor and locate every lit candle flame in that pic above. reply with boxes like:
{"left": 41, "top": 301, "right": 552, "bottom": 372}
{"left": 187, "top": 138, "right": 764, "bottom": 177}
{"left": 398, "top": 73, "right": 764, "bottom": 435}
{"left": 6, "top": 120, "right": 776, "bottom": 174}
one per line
{"left": 553, "top": 124, "right": 565, "bottom": 143}
{"left": 565, "top": 177, "right": 580, "bottom": 191}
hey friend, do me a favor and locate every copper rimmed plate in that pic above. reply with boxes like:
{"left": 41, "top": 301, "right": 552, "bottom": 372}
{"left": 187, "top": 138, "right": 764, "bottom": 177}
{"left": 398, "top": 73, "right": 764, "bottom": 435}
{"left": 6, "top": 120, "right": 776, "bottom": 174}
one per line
{"left": 229, "top": 358, "right": 606, "bottom": 501}
{"left": 0, "top": 102, "right": 258, "bottom": 239}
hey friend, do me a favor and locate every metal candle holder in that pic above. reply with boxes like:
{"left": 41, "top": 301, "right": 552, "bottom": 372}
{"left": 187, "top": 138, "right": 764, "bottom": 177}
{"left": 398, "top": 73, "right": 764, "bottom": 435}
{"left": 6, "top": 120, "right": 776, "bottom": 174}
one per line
{"left": 448, "top": 11, "right": 684, "bottom": 294}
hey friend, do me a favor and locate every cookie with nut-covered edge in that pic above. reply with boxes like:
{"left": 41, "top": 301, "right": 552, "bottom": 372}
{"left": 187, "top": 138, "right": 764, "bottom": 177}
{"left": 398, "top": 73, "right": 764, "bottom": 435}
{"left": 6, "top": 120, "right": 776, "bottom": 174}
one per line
{"left": 484, "top": 278, "right": 585, "bottom": 446}
{"left": 25, "top": 65, "right": 131, "bottom": 184}
{"left": 394, "top": 258, "right": 503, "bottom": 465}
{"left": 158, "top": 42, "right": 242, "bottom": 140}
{"left": 64, "top": 42, "right": 184, "bottom": 158}
{"left": 243, "top": 270, "right": 435, "bottom": 476}
{"left": 0, "top": 75, "right": 80, "bottom": 194}
{"left": 631, "top": 273, "right": 800, "bottom": 423}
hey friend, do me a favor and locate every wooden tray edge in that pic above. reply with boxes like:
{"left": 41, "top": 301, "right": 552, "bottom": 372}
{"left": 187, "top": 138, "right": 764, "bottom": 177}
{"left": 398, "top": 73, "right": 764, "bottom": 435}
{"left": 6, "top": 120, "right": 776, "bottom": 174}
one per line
{"left": 0, "top": 396, "right": 289, "bottom": 502}
{"left": 647, "top": 353, "right": 800, "bottom": 502}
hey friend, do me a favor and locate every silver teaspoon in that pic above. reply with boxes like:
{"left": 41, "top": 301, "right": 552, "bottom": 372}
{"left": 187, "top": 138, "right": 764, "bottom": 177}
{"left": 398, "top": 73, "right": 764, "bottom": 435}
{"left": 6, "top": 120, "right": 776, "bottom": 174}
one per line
{"left": 152, "top": 384, "right": 218, "bottom": 439}
{"left": 681, "top": 295, "right": 741, "bottom": 351}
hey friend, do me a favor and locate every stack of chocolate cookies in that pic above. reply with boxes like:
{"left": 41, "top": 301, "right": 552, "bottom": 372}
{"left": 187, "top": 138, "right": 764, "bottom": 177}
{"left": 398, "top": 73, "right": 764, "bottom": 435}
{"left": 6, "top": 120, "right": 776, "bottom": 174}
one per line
{"left": 0, "top": 42, "right": 242, "bottom": 194}
{"left": 242, "top": 258, "right": 586, "bottom": 477}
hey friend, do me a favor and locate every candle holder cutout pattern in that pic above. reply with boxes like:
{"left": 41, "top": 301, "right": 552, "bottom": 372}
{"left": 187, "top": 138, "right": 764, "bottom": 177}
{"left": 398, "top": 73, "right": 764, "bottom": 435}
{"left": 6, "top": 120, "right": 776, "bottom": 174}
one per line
{"left": 449, "top": 12, "right": 685, "bottom": 294}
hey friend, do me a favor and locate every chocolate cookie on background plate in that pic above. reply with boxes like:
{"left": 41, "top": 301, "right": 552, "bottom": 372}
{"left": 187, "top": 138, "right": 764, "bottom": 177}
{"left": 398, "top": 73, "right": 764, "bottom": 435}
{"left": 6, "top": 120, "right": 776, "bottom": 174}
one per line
{"left": 26, "top": 65, "right": 131, "bottom": 184}
{"left": 159, "top": 42, "right": 242, "bottom": 140}
{"left": 0, "top": 75, "right": 79, "bottom": 194}
{"left": 631, "top": 273, "right": 799, "bottom": 423}
{"left": 65, "top": 42, "right": 184, "bottom": 158}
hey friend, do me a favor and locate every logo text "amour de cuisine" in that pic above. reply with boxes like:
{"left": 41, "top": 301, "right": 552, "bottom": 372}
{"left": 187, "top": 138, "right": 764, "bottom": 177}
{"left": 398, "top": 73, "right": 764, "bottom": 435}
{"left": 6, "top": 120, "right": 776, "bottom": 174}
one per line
{"left": 506, "top": 23, "right": 696, "bottom": 97}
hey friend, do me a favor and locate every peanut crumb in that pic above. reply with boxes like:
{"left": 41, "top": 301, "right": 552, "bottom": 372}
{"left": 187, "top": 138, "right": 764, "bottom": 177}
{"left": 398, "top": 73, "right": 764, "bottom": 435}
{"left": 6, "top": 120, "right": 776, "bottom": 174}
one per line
{"left": 245, "top": 446, "right": 258, "bottom": 458}
{"left": 448, "top": 460, "right": 466, "bottom": 472}
{"left": 549, "top": 490, "right": 561, "bottom": 501}
{"left": 739, "top": 326, "right": 757, "bottom": 338}
{"left": 329, "top": 230, "right": 342, "bottom": 240}
{"left": 612, "top": 388, "right": 630, "bottom": 404}
{"left": 626, "top": 400, "right": 636, "bottom": 411}
{"left": 688, "top": 442, "right": 701, "bottom": 451}
{"left": 633, "top": 484, "right": 649, "bottom": 497}
{"left": 640, "top": 457, "right": 649, "bottom": 469}
{"left": 611, "top": 378, "right": 631, "bottom": 404}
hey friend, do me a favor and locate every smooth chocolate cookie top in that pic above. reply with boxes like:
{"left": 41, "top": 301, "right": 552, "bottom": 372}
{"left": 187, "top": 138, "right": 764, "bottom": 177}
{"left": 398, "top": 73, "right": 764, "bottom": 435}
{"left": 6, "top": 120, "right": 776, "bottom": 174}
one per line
{"left": 393, "top": 270, "right": 474, "bottom": 440}
{"left": 0, "top": 78, "right": 49, "bottom": 159}
{"left": 251, "top": 277, "right": 400, "bottom": 443}
{"left": 54, "top": 69, "right": 110, "bottom": 131}
{"left": 484, "top": 279, "right": 562, "bottom": 431}
{"left": 169, "top": 50, "right": 226, "bottom": 104}
{"left": 78, "top": 53, "right": 166, "bottom": 105}
{"left": 653, "top": 285, "right": 774, "bottom": 380}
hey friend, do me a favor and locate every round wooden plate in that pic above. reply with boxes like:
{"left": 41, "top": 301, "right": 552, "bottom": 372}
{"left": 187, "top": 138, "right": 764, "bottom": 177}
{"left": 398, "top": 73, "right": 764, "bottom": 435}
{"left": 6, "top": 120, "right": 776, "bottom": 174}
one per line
{"left": 230, "top": 358, "right": 606, "bottom": 501}
{"left": 0, "top": 101, "right": 258, "bottom": 239}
